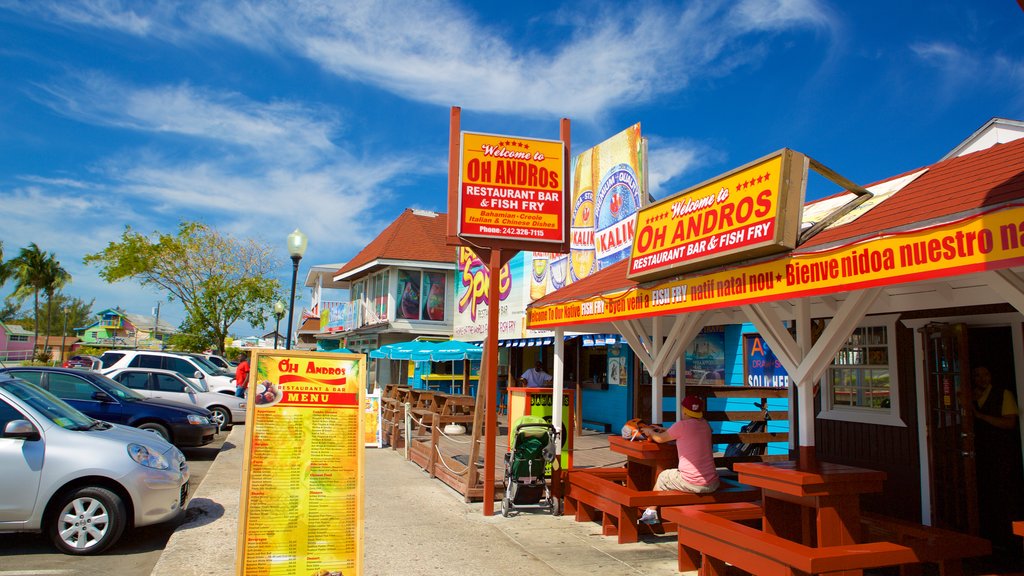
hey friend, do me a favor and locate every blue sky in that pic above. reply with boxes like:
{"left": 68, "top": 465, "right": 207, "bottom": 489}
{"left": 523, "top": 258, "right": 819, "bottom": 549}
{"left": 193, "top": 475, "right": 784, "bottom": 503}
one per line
{"left": 1, "top": 1, "right": 1022, "bottom": 337}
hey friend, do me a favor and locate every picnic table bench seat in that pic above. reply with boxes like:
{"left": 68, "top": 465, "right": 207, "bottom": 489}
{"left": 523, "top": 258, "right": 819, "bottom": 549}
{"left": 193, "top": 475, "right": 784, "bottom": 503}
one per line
{"left": 564, "top": 467, "right": 760, "bottom": 544}
{"left": 858, "top": 512, "right": 992, "bottom": 576}
{"left": 666, "top": 503, "right": 917, "bottom": 576}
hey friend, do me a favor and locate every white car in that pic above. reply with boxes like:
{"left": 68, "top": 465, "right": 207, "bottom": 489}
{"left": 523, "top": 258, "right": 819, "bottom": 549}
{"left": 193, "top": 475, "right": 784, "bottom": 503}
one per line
{"left": 99, "top": 350, "right": 235, "bottom": 395}
{"left": 0, "top": 372, "right": 189, "bottom": 555}
{"left": 104, "top": 367, "right": 246, "bottom": 430}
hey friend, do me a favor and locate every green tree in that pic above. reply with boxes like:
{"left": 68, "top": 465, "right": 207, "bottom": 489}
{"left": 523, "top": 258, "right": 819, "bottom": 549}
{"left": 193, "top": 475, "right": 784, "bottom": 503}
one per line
{"left": 85, "top": 222, "right": 281, "bottom": 354}
{"left": 40, "top": 257, "right": 71, "bottom": 356}
{"left": 9, "top": 243, "right": 53, "bottom": 358}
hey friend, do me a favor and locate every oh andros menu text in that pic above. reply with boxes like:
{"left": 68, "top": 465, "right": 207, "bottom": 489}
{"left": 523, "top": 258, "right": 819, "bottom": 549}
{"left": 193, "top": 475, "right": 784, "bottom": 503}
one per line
{"left": 237, "top": 350, "right": 366, "bottom": 576}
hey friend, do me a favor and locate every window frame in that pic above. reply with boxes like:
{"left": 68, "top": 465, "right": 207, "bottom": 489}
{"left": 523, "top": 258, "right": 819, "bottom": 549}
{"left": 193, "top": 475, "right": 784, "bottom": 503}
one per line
{"left": 817, "top": 314, "right": 907, "bottom": 428}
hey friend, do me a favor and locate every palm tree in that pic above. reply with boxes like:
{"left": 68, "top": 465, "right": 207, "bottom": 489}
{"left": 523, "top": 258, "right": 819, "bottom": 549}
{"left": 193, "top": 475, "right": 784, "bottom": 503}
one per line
{"left": 40, "top": 256, "right": 71, "bottom": 358}
{"left": 10, "top": 243, "right": 53, "bottom": 360}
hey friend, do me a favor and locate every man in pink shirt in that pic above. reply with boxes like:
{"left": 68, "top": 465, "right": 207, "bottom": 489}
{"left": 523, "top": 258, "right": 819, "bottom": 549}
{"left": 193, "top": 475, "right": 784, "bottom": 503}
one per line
{"left": 638, "top": 394, "right": 720, "bottom": 524}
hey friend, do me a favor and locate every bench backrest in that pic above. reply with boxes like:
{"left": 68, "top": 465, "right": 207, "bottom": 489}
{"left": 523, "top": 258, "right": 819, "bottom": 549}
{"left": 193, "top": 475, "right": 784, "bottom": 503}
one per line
{"left": 687, "top": 385, "right": 790, "bottom": 470}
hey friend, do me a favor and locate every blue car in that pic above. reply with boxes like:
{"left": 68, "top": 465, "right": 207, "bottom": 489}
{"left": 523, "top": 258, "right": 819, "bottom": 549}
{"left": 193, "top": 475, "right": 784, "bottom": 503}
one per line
{"left": 0, "top": 367, "right": 217, "bottom": 448}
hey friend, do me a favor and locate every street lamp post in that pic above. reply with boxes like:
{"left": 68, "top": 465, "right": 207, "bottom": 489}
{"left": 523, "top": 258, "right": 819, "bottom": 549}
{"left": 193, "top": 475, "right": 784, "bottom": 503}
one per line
{"left": 285, "top": 229, "right": 308, "bottom": 350}
{"left": 273, "top": 300, "right": 285, "bottom": 349}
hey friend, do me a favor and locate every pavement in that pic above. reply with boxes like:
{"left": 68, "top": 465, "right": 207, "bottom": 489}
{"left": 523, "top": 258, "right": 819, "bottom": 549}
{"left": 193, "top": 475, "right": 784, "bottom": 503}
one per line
{"left": 151, "top": 425, "right": 690, "bottom": 576}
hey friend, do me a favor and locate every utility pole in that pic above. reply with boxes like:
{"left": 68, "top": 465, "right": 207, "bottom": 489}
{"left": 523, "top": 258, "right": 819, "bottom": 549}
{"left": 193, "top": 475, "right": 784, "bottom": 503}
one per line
{"left": 153, "top": 302, "right": 161, "bottom": 349}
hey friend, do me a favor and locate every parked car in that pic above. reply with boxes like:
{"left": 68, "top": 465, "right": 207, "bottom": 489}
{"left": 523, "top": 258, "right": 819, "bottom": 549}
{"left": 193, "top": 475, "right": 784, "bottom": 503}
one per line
{"left": 180, "top": 352, "right": 234, "bottom": 378}
{"left": 62, "top": 354, "right": 102, "bottom": 370}
{"left": 199, "top": 353, "right": 236, "bottom": 371}
{"left": 105, "top": 367, "right": 246, "bottom": 430}
{"left": 0, "top": 367, "right": 217, "bottom": 448}
{"left": 98, "top": 350, "right": 235, "bottom": 394}
{"left": 0, "top": 372, "right": 190, "bottom": 555}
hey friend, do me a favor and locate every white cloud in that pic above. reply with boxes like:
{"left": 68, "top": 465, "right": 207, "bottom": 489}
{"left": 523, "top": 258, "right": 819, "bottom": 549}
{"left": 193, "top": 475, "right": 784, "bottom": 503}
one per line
{"left": 646, "top": 138, "right": 722, "bottom": 200}
{"left": 9, "top": 0, "right": 839, "bottom": 120}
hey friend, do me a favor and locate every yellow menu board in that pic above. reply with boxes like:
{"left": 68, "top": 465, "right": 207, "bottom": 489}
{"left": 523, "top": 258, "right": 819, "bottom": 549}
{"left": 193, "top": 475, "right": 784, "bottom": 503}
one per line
{"left": 237, "top": 349, "right": 365, "bottom": 576}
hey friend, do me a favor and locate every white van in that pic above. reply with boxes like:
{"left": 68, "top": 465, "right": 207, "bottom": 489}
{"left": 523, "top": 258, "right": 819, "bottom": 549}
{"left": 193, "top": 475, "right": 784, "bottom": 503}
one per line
{"left": 99, "top": 350, "right": 235, "bottom": 394}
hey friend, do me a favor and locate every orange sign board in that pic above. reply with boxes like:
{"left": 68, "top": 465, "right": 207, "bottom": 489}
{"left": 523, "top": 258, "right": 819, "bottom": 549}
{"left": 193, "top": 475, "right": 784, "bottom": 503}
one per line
{"left": 530, "top": 203, "right": 1024, "bottom": 329}
{"left": 628, "top": 149, "right": 805, "bottom": 281}
{"left": 237, "top": 349, "right": 365, "bottom": 576}
{"left": 458, "top": 131, "right": 566, "bottom": 244}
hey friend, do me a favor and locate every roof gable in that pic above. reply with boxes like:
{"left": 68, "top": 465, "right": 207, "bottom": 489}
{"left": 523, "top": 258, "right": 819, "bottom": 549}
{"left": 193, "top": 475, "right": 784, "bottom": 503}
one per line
{"left": 335, "top": 209, "right": 455, "bottom": 280}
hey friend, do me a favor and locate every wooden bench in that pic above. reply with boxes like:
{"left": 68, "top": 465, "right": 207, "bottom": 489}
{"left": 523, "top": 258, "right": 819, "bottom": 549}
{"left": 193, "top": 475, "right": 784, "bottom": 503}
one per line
{"left": 564, "top": 468, "right": 760, "bottom": 544}
{"left": 381, "top": 385, "right": 410, "bottom": 450}
{"left": 859, "top": 512, "right": 992, "bottom": 576}
{"left": 667, "top": 503, "right": 917, "bottom": 576}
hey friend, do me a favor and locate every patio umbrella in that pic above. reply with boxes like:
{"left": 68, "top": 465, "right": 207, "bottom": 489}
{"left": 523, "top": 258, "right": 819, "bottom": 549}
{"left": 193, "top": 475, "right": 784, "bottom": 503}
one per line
{"left": 368, "top": 344, "right": 394, "bottom": 359}
{"left": 411, "top": 340, "right": 482, "bottom": 362}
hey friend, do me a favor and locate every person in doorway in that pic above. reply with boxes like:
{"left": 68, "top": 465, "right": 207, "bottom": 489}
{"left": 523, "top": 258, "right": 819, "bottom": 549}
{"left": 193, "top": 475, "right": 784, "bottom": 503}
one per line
{"left": 638, "top": 394, "right": 720, "bottom": 524}
{"left": 970, "top": 365, "right": 1022, "bottom": 553}
{"left": 519, "top": 361, "right": 553, "bottom": 388}
{"left": 234, "top": 352, "right": 251, "bottom": 398}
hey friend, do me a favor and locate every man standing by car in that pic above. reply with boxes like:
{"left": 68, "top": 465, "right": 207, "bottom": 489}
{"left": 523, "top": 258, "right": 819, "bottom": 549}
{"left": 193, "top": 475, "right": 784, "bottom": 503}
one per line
{"left": 234, "top": 353, "right": 250, "bottom": 398}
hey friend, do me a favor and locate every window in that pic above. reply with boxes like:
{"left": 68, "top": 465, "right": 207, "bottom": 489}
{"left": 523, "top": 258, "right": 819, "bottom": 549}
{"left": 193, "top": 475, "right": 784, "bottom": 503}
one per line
{"left": 9, "top": 334, "right": 28, "bottom": 342}
{"left": 11, "top": 371, "right": 42, "bottom": 385}
{"left": 47, "top": 374, "right": 97, "bottom": 401}
{"left": 394, "top": 269, "right": 446, "bottom": 322}
{"left": 130, "top": 354, "right": 162, "bottom": 369}
{"left": 155, "top": 374, "right": 188, "bottom": 393}
{"left": 99, "top": 352, "right": 125, "bottom": 367}
{"left": 165, "top": 357, "right": 197, "bottom": 378}
{"left": 0, "top": 399, "right": 26, "bottom": 433}
{"left": 117, "top": 372, "right": 150, "bottom": 390}
{"left": 820, "top": 315, "right": 905, "bottom": 427}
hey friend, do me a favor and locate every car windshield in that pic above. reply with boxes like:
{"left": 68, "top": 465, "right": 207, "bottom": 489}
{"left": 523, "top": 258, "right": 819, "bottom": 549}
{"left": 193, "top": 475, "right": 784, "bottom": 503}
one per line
{"left": 2, "top": 378, "right": 96, "bottom": 430}
{"left": 90, "top": 373, "right": 149, "bottom": 401}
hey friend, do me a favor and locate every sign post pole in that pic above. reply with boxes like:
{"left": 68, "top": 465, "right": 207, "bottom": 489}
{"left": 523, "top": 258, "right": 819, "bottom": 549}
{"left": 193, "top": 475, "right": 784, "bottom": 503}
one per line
{"left": 483, "top": 248, "right": 502, "bottom": 516}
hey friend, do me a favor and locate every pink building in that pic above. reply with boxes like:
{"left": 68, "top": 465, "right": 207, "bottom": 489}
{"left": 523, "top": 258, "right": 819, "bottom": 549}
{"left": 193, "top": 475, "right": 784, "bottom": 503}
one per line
{"left": 0, "top": 321, "right": 36, "bottom": 362}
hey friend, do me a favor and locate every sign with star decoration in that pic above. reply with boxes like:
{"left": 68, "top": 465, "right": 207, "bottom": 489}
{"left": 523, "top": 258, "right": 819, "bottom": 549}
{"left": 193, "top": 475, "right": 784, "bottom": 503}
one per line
{"left": 458, "top": 131, "right": 567, "bottom": 245}
{"left": 627, "top": 148, "right": 806, "bottom": 281}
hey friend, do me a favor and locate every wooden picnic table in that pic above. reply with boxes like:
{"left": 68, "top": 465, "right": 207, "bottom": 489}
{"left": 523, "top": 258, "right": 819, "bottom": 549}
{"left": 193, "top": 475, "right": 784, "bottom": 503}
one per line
{"left": 607, "top": 434, "right": 678, "bottom": 490}
{"left": 733, "top": 460, "right": 885, "bottom": 550}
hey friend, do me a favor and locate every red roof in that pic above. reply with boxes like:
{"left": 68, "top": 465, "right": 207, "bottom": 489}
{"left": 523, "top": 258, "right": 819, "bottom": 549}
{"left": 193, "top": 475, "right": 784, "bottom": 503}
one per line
{"left": 334, "top": 209, "right": 455, "bottom": 280}
{"left": 533, "top": 137, "right": 1024, "bottom": 307}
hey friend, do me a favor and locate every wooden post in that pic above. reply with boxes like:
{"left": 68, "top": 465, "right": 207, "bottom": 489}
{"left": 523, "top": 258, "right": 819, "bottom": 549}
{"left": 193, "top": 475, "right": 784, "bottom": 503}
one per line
{"left": 482, "top": 249, "right": 502, "bottom": 515}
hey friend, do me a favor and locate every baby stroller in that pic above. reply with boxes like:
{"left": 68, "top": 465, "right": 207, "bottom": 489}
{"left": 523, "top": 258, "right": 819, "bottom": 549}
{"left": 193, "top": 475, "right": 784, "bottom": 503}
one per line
{"left": 502, "top": 415, "right": 560, "bottom": 517}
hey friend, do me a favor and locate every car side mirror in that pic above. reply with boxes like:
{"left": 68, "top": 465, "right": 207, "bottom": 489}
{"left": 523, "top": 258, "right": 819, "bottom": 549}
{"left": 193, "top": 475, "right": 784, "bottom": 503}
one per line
{"left": 194, "top": 371, "right": 205, "bottom": 380}
{"left": 4, "top": 419, "right": 40, "bottom": 441}
{"left": 92, "top": 391, "right": 113, "bottom": 402}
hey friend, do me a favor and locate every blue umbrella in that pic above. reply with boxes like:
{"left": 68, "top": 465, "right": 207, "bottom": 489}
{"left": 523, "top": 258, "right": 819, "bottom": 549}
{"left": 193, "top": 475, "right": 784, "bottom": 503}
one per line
{"left": 415, "top": 340, "right": 482, "bottom": 362}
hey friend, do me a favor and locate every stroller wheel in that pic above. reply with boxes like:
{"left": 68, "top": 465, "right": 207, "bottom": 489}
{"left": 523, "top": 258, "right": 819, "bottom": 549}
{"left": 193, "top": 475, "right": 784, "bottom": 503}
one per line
{"left": 551, "top": 496, "right": 562, "bottom": 516}
{"left": 501, "top": 497, "right": 511, "bottom": 517}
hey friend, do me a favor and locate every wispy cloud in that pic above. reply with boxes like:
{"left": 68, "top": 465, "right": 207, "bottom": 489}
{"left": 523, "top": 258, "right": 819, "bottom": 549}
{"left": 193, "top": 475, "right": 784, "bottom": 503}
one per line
{"left": 8, "top": 0, "right": 839, "bottom": 120}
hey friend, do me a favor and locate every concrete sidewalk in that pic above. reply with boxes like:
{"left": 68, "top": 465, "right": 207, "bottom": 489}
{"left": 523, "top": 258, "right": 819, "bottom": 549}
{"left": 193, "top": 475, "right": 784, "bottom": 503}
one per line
{"left": 152, "top": 426, "right": 687, "bottom": 576}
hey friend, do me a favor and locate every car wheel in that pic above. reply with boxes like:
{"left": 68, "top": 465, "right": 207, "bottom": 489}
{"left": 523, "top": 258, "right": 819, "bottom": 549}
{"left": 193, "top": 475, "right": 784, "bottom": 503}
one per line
{"left": 48, "top": 486, "right": 127, "bottom": 555}
{"left": 137, "top": 422, "right": 171, "bottom": 442}
{"left": 209, "top": 406, "right": 231, "bottom": 430}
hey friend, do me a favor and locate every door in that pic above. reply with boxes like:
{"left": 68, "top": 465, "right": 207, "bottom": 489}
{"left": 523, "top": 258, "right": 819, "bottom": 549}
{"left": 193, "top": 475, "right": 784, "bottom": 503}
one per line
{"left": 0, "top": 398, "right": 43, "bottom": 523}
{"left": 920, "top": 323, "right": 979, "bottom": 534}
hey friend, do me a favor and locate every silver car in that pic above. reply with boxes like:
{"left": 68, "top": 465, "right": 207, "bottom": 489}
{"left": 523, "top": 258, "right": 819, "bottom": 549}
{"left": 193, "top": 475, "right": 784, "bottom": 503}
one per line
{"left": 0, "top": 373, "right": 189, "bottom": 555}
{"left": 105, "top": 367, "right": 246, "bottom": 429}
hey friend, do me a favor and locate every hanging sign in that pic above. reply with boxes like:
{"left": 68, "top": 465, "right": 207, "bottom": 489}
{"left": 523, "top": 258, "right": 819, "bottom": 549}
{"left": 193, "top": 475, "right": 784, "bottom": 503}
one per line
{"left": 458, "top": 131, "right": 566, "bottom": 244}
{"left": 628, "top": 149, "right": 806, "bottom": 281}
{"left": 237, "top": 349, "right": 366, "bottom": 576}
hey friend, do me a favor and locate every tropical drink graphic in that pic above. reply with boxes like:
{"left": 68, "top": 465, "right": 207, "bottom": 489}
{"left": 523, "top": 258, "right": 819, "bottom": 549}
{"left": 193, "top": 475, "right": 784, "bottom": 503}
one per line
{"left": 570, "top": 175, "right": 595, "bottom": 284}
{"left": 530, "top": 253, "right": 548, "bottom": 301}
{"left": 423, "top": 272, "right": 446, "bottom": 320}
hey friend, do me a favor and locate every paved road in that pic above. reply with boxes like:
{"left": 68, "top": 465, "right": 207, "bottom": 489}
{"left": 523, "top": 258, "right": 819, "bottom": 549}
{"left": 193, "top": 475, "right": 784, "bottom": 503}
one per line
{"left": 0, "top": 432, "right": 228, "bottom": 576}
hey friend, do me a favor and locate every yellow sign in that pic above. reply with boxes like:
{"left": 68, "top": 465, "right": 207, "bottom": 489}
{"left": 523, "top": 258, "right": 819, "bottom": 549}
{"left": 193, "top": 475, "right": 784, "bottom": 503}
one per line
{"left": 627, "top": 149, "right": 805, "bottom": 281}
{"left": 506, "top": 387, "right": 574, "bottom": 472}
{"left": 237, "top": 349, "right": 365, "bottom": 576}
{"left": 530, "top": 203, "right": 1024, "bottom": 328}
{"left": 458, "top": 131, "right": 566, "bottom": 243}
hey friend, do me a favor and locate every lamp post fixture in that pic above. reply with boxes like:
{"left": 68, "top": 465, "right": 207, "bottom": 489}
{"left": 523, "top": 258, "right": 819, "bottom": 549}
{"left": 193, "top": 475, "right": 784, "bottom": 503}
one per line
{"left": 285, "top": 229, "right": 308, "bottom": 350}
{"left": 273, "top": 300, "right": 286, "bottom": 349}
